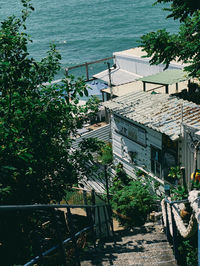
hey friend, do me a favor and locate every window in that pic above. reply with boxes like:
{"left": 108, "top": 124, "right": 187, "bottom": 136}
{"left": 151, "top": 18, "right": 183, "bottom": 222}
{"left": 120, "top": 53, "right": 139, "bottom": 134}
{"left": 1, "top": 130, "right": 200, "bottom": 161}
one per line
{"left": 151, "top": 146, "right": 162, "bottom": 178}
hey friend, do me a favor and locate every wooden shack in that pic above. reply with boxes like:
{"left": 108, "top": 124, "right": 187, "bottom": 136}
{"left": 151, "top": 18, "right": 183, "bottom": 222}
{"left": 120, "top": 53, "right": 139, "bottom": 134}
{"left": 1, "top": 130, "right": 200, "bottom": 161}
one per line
{"left": 103, "top": 91, "right": 200, "bottom": 186}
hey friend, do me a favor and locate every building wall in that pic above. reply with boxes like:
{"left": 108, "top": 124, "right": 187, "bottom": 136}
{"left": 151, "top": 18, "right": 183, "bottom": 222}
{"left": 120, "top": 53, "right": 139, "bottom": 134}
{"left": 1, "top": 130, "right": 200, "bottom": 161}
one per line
{"left": 181, "top": 124, "right": 200, "bottom": 188}
{"left": 111, "top": 114, "right": 162, "bottom": 180}
{"left": 114, "top": 54, "right": 182, "bottom": 77}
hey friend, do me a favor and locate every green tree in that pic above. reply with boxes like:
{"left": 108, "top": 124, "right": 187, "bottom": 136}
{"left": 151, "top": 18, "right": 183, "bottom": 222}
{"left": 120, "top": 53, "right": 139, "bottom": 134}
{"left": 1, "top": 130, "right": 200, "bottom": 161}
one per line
{"left": 0, "top": 1, "right": 103, "bottom": 265}
{"left": 0, "top": 0, "right": 99, "bottom": 205}
{"left": 140, "top": 0, "right": 200, "bottom": 78}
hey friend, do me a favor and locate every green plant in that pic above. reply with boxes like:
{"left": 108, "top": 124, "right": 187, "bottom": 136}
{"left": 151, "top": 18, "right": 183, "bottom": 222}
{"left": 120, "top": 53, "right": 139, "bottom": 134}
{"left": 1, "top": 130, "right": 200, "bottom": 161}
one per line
{"left": 171, "top": 185, "right": 188, "bottom": 200}
{"left": 192, "top": 180, "right": 200, "bottom": 190}
{"left": 135, "top": 169, "right": 147, "bottom": 177}
{"left": 98, "top": 143, "right": 113, "bottom": 165}
{"left": 168, "top": 166, "right": 181, "bottom": 179}
{"left": 0, "top": 1, "right": 101, "bottom": 264}
{"left": 110, "top": 178, "right": 157, "bottom": 227}
{"left": 178, "top": 235, "right": 198, "bottom": 266}
{"left": 113, "top": 163, "right": 130, "bottom": 187}
{"left": 0, "top": 0, "right": 100, "bottom": 206}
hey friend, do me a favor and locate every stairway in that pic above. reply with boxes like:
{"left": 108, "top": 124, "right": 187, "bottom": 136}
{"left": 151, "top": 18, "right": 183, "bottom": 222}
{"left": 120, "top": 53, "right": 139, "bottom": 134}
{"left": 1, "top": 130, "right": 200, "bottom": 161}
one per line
{"left": 81, "top": 222, "right": 177, "bottom": 266}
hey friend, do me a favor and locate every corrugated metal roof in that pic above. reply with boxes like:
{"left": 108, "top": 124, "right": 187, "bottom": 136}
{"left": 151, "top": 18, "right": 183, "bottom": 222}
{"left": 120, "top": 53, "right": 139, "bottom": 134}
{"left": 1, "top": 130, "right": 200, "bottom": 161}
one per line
{"left": 103, "top": 91, "right": 200, "bottom": 141}
{"left": 72, "top": 124, "right": 110, "bottom": 149}
{"left": 140, "top": 69, "right": 189, "bottom": 85}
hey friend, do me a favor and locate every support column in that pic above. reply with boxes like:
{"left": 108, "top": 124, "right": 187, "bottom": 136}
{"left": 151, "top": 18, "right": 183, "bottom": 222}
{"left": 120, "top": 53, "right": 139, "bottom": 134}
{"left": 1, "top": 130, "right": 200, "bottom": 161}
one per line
{"left": 165, "top": 85, "right": 169, "bottom": 94}
{"left": 143, "top": 82, "right": 146, "bottom": 92}
{"left": 85, "top": 62, "right": 89, "bottom": 81}
{"left": 176, "top": 83, "right": 178, "bottom": 93}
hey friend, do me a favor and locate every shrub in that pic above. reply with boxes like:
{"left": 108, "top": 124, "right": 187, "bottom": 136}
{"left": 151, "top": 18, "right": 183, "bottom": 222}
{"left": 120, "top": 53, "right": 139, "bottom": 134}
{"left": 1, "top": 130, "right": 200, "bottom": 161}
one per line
{"left": 110, "top": 178, "right": 157, "bottom": 227}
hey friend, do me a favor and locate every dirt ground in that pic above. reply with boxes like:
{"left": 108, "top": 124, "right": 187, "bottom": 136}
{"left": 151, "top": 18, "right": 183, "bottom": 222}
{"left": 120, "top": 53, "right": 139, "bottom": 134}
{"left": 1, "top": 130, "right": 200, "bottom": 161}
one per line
{"left": 69, "top": 207, "right": 124, "bottom": 232}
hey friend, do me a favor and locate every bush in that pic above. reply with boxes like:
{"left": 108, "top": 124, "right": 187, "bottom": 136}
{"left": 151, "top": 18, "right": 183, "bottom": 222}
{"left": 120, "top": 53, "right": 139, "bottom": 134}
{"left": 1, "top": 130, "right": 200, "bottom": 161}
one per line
{"left": 110, "top": 178, "right": 157, "bottom": 227}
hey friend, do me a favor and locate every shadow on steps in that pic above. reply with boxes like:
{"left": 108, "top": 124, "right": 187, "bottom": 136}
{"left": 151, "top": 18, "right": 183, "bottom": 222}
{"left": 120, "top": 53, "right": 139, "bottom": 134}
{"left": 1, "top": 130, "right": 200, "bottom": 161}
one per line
{"left": 80, "top": 222, "right": 177, "bottom": 266}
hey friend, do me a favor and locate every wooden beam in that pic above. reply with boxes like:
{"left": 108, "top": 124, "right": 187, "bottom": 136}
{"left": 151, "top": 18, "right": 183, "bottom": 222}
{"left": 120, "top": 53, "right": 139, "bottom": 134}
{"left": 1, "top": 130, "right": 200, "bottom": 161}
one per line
{"left": 85, "top": 62, "right": 89, "bottom": 81}
{"left": 65, "top": 56, "right": 114, "bottom": 71}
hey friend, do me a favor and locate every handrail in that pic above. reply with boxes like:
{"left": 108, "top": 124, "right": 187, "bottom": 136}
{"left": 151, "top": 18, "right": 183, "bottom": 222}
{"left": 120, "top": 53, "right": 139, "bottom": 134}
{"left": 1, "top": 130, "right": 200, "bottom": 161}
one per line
{"left": 164, "top": 198, "right": 188, "bottom": 205}
{"left": 65, "top": 56, "right": 114, "bottom": 71}
{"left": 24, "top": 224, "right": 94, "bottom": 266}
{"left": 0, "top": 200, "right": 114, "bottom": 266}
{"left": 0, "top": 203, "right": 105, "bottom": 211}
{"left": 65, "top": 56, "right": 114, "bottom": 81}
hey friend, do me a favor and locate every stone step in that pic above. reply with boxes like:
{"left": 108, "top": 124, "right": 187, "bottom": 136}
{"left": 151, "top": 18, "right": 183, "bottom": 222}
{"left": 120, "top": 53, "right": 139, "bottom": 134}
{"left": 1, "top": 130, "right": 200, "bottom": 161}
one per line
{"left": 80, "top": 222, "right": 177, "bottom": 266}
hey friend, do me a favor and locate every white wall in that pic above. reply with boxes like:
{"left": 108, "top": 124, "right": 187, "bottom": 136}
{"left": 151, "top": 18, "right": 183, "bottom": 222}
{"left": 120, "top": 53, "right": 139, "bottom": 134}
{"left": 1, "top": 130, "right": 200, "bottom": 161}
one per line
{"left": 114, "top": 54, "right": 183, "bottom": 77}
{"left": 181, "top": 124, "right": 200, "bottom": 188}
{"left": 111, "top": 114, "right": 162, "bottom": 179}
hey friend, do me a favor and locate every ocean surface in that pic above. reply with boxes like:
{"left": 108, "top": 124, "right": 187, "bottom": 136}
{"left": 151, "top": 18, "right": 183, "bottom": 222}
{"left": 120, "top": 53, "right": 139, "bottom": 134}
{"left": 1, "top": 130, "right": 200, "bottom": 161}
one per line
{"left": 0, "top": 0, "right": 178, "bottom": 79}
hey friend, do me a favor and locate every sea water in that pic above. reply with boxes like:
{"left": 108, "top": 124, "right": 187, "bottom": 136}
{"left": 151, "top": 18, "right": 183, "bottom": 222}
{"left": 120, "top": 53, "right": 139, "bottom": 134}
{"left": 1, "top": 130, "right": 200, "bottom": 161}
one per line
{"left": 0, "top": 0, "right": 178, "bottom": 79}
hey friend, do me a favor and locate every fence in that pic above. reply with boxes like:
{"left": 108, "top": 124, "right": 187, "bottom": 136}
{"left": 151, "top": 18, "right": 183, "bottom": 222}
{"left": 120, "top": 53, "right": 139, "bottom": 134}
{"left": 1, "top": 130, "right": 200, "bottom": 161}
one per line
{"left": 0, "top": 190, "right": 114, "bottom": 266}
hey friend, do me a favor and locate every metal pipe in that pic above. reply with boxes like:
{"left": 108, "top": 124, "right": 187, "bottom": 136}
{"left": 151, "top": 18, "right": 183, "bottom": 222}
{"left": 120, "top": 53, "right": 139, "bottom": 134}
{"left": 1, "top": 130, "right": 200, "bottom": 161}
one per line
{"left": 0, "top": 204, "right": 101, "bottom": 211}
{"left": 170, "top": 205, "right": 179, "bottom": 261}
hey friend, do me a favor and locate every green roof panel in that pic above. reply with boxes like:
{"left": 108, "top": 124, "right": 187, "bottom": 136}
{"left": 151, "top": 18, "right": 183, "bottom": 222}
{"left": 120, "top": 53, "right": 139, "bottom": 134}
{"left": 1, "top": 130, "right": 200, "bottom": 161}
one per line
{"left": 140, "top": 69, "right": 189, "bottom": 85}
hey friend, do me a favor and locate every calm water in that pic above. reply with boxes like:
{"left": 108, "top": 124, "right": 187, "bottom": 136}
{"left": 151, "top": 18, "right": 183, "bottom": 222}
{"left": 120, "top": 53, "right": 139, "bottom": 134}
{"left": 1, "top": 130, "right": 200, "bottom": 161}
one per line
{"left": 0, "top": 0, "right": 178, "bottom": 78}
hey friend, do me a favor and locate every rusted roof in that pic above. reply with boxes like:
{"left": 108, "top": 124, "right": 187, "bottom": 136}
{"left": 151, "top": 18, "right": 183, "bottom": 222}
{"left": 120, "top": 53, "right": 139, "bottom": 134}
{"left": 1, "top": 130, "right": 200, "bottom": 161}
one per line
{"left": 103, "top": 91, "right": 200, "bottom": 140}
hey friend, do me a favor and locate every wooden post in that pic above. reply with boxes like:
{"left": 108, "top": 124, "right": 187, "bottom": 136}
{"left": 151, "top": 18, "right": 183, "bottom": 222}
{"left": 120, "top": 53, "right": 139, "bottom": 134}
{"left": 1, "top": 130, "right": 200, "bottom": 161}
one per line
{"left": 171, "top": 204, "right": 179, "bottom": 261}
{"left": 83, "top": 190, "right": 89, "bottom": 217}
{"left": 165, "top": 201, "right": 171, "bottom": 242}
{"left": 102, "top": 205, "right": 110, "bottom": 237}
{"left": 165, "top": 85, "right": 169, "bottom": 94}
{"left": 143, "top": 82, "right": 146, "bottom": 92}
{"left": 52, "top": 209, "right": 68, "bottom": 266}
{"left": 91, "top": 189, "right": 95, "bottom": 206}
{"left": 104, "top": 165, "right": 110, "bottom": 205}
{"left": 176, "top": 83, "right": 178, "bottom": 93}
{"left": 90, "top": 189, "right": 97, "bottom": 250}
{"left": 97, "top": 206, "right": 102, "bottom": 237}
{"left": 67, "top": 207, "right": 81, "bottom": 266}
{"left": 85, "top": 62, "right": 89, "bottom": 81}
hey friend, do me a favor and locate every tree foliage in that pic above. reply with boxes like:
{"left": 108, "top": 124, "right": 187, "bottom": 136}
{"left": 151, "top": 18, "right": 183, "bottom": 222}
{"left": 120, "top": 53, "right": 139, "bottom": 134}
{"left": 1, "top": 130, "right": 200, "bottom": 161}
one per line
{"left": 155, "top": 0, "right": 200, "bottom": 22}
{"left": 140, "top": 0, "right": 200, "bottom": 78}
{"left": 0, "top": 0, "right": 99, "bottom": 205}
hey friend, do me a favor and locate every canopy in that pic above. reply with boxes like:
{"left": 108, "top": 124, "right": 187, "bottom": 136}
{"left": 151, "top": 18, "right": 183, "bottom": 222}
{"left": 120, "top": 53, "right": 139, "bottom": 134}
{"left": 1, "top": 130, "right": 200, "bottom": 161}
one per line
{"left": 140, "top": 69, "right": 189, "bottom": 94}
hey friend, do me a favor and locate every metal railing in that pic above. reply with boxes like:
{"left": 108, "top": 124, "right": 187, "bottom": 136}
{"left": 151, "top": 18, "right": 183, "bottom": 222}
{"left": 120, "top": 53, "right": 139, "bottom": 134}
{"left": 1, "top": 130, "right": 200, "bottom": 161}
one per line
{"left": 0, "top": 197, "right": 114, "bottom": 265}
{"left": 65, "top": 56, "right": 114, "bottom": 81}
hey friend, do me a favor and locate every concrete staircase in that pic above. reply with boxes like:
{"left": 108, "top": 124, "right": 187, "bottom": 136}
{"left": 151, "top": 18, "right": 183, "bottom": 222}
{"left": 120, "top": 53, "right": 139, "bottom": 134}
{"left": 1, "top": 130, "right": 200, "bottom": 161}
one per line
{"left": 81, "top": 222, "right": 177, "bottom": 266}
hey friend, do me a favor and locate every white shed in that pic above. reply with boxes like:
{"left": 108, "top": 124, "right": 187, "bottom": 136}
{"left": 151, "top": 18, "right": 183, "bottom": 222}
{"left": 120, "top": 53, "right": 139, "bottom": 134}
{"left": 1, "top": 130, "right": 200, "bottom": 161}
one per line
{"left": 103, "top": 91, "right": 200, "bottom": 184}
